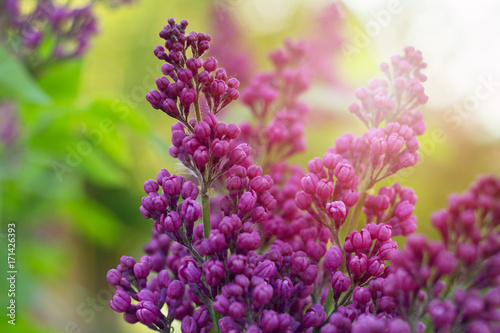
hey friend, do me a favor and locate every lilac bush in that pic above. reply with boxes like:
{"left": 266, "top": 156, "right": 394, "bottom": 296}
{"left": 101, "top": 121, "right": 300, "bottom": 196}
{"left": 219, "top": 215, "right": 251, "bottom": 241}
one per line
{"left": 107, "top": 18, "right": 500, "bottom": 332}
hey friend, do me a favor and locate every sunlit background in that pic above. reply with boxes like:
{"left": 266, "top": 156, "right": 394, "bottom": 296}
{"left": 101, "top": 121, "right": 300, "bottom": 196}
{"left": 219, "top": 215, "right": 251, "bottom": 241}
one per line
{"left": 1, "top": 0, "right": 499, "bottom": 332}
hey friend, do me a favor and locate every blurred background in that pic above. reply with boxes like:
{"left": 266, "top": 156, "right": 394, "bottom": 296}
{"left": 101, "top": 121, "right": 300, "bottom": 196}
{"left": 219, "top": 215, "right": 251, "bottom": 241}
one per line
{"left": 0, "top": 0, "right": 499, "bottom": 332}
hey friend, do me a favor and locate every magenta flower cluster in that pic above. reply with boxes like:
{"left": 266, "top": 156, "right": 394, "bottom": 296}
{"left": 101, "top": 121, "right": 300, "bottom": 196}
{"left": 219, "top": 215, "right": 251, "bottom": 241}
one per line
{"left": 1, "top": 0, "right": 133, "bottom": 69}
{"left": 107, "top": 18, "right": 500, "bottom": 333}
{"left": 3, "top": 0, "right": 97, "bottom": 61}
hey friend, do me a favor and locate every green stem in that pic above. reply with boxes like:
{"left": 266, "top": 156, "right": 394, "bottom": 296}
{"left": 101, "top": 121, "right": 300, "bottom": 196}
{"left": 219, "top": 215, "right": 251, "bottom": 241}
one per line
{"left": 194, "top": 99, "right": 202, "bottom": 122}
{"left": 333, "top": 228, "right": 342, "bottom": 247}
{"left": 201, "top": 187, "right": 211, "bottom": 238}
{"left": 211, "top": 305, "right": 221, "bottom": 333}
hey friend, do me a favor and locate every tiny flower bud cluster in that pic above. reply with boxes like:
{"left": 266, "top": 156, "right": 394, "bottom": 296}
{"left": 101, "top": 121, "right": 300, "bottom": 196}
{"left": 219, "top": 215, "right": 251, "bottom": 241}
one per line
{"left": 168, "top": 114, "right": 247, "bottom": 177}
{"left": 330, "top": 121, "right": 421, "bottom": 187}
{"left": 147, "top": 18, "right": 240, "bottom": 127}
{"left": 3, "top": 0, "right": 98, "bottom": 64}
{"left": 380, "top": 176, "right": 500, "bottom": 332}
{"left": 295, "top": 153, "right": 359, "bottom": 233}
{"left": 364, "top": 183, "right": 418, "bottom": 236}
{"left": 349, "top": 46, "right": 428, "bottom": 130}
{"left": 139, "top": 168, "right": 202, "bottom": 246}
{"left": 108, "top": 18, "right": 500, "bottom": 333}
{"left": 239, "top": 41, "right": 310, "bottom": 167}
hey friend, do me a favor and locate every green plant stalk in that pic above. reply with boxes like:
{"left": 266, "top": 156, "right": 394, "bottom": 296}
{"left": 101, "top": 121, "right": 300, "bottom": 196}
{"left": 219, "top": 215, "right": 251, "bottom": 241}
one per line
{"left": 201, "top": 188, "right": 211, "bottom": 238}
{"left": 210, "top": 304, "right": 221, "bottom": 333}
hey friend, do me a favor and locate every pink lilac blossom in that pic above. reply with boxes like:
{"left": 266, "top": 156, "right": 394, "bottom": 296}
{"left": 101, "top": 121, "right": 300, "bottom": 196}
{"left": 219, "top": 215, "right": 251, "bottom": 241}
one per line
{"left": 107, "top": 16, "right": 500, "bottom": 333}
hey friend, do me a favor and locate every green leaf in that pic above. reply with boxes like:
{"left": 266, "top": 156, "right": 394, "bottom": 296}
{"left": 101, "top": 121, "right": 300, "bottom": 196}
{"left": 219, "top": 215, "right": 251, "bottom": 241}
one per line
{"left": 313, "top": 287, "right": 334, "bottom": 333}
{"left": 63, "top": 199, "right": 124, "bottom": 248}
{"left": 323, "top": 287, "right": 335, "bottom": 316}
{"left": 0, "top": 45, "right": 51, "bottom": 104}
{"left": 37, "top": 61, "right": 82, "bottom": 101}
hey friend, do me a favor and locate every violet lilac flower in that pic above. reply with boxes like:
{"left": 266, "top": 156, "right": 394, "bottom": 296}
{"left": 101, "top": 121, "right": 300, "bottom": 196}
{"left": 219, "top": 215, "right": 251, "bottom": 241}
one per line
{"left": 106, "top": 15, "right": 500, "bottom": 333}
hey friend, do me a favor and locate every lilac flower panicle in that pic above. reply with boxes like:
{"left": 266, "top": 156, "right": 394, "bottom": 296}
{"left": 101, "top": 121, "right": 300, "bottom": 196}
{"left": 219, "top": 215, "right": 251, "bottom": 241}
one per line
{"left": 106, "top": 16, "right": 500, "bottom": 333}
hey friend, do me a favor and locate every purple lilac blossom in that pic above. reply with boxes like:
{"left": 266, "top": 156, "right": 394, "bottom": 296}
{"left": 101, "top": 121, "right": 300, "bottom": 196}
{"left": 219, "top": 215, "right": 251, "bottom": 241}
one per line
{"left": 107, "top": 15, "right": 500, "bottom": 333}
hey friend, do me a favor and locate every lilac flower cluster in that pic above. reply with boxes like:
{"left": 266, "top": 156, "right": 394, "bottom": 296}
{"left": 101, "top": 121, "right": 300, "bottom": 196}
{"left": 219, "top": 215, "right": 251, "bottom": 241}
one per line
{"left": 1, "top": 0, "right": 133, "bottom": 70}
{"left": 2, "top": 0, "right": 97, "bottom": 67}
{"left": 363, "top": 184, "right": 418, "bottom": 236}
{"left": 239, "top": 41, "right": 310, "bottom": 169}
{"left": 108, "top": 17, "right": 500, "bottom": 333}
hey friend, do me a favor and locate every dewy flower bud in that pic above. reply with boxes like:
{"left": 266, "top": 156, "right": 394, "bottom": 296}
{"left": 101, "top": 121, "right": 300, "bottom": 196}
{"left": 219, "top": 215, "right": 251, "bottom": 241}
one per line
{"left": 136, "top": 301, "right": 159, "bottom": 325}
{"left": 261, "top": 310, "right": 279, "bottom": 332}
{"left": 181, "top": 316, "right": 198, "bottom": 333}
{"left": 213, "top": 295, "right": 231, "bottom": 315}
{"left": 138, "top": 289, "right": 158, "bottom": 304}
{"left": 178, "top": 258, "right": 202, "bottom": 283}
{"left": 351, "top": 230, "right": 372, "bottom": 251}
{"left": 161, "top": 63, "right": 174, "bottom": 75}
{"left": 181, "top": 181, "right": 199, "bottom": 200}
{"left": 211, "top": 139, "right": 229, "bottom": 157}
{"left": 230, "top": 145, "right": 249, "bottom": 165}
{"left": 194, "top": 121, "right": 211, "bottom": 140}
{"left": 177, "top": 68, "right": 193, "bottom": 83}
{"left": 251, "top": 206, "right": 267, "bottom": 223}
{"left": 307, "top": 157, "right": 323, "bottom": 174}
{"left": 301, "top": 265, "right": 318, "bottom": 285}
{"left": 193, "top": 307, "right": 210, "bottom": 327}
{"left": 167, "top": 280, "right": 185, "bottom": 299}
{"left": 143, "top": 180, "right": 159, "bottom": 194}
{"left": 146, "top": 90, "right": 162, "bottom": 108}
{"left": 331, "top": 271, "right": 351, "bottom": 293}
{"left": 302, "top": 304, "right": 326, "bottom": 328}
{"left": 227, "top": 78, "right": 240, "bottom": 89}
{"left": 238, "top": 191, "right": 257, "bottom": 213}
{"left": 162, "top": 211, "right": 182, "bottom": 232}
{"left": 229, "top": 302, "right": 246, "bottom": 320}
{"left": 301, "top": 174, "right": 317, "bottom": 194}
{"left": 186, "top": 57, "right": 202, "bottom": 72}
{"left": 335, "top": 162, "right": 355, "bottom": 184}
{"left": 296, "top": 191, "right": 313, "bottom": 210}
{"left": 349, "top": 254, "right": 368, "bottom": 275}
{"left": 134, "top": 262, "right": 151, "bottom": 279}
{"left": 222, "top": 283, "right": 244, "bottom": 298}
{"left": 323, "top": 152, "right": 342, "bottom": 169}
{"left": 106, "top": 269, "right": 122, "bottom": 286}
{"left": 254, "top": 260, "right": 277, "bottom": 279}
{"left": 180, "top": 198, "right": 202, "bottom": 224}
{"left": 252, "top": 283, "right": 273, "bottom": 305}
{"left": 211, "top": 79, "right": 227, "bottom": 95}
{"left": 274, "top": 278, "right": 293, "bottom": 299}
{"left": 316, "top": 179, "right": 334, "bottom": 198}
{"left": 292, "top": 255, "right": 310, "bottom": 272}
{"left": 203, "top": 57, "right": 218, "bottom": 72}
{"left": 198, "top": 70, "right": 213, "bottom": 84}
{"left": 120, "top": 256, "right": 136, "bottom": 269}
{"left": 226, "top": 123, "right": 241, "bottom": 140}
{"left": 326, "top": 201, "right": 347, "bottom": 225}
{"left": 110, "top": 290, "right": 131, "bottom": 312}
{"left": 367, "top": 257, "right": 385, "bottom": 276}
{"left": 387, "top": 133, "right": 405, "bottom": 154}
{"left": 158, "top": 270, "right": 171, "bottom": 288}
{"left": 325, "top": 245, "right": 343, "bottom": 271}
{"left": 250, "top": 176, "right": 271, "bottom": 193}
{"left": 237, "top": 231, "right": 261, "bottom": 250}
{"left": 180, "top": 88, "right": 197, "bottom": 105}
